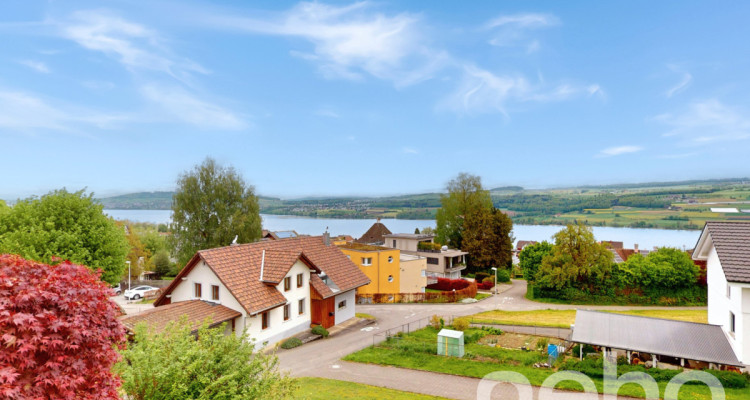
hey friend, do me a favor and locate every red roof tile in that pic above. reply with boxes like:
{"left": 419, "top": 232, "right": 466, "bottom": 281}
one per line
{"left": 120, "top": 300, "right": 240, "bottom": 334}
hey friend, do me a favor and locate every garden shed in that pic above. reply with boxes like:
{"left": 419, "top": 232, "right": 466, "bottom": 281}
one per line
{"left": 437, "top": 329, "right": 464, "bottom": 357}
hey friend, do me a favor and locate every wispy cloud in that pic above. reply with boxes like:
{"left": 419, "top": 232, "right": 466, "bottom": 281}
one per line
{"left": 484, "top": 13, "right": 559, "bottom": 51}
{"left": 60, "top": 10, "right": 208, "bottom": 81}
{"left": 402, "top": 147, "right": 419, "bottom": 154}
{"left": 314, "top": 107, "right": 340, "bottom": 118}
{"left": 441, "top": 65, "right": 602, "bottom": 115}
{"left": 665, "top": 65, "right": 692, "bottom": 98}
{"left": 655, "top": 99, "right": 750, "bottom": 144}
{"left": 596, "top": 145, "right": 643, "bottom": 158}
{"left": 656, "top": 152, "right": 698, "bottom": 159}
{"left": 198, "top": 1, "right": 447, "bottom": 86}
{"left": 140, "top": 85, "right": 246, "bottom": 130}
{"left": 17, "top": 59, "right": 50, "bottom": 74}
{"left": 0, "top": 89, "right": 127, "bottom": 133}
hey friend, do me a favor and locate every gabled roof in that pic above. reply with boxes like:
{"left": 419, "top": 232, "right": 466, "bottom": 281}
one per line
{"left": 693, "top": 221, "right": 750, "bottom": 283}
{"left": 120, "top": 300, "right": 241, "bottom": 334}
{"left": 155, "top": 236, "right": 370, "bottom": 314}
{"left": 355, "top": 222, "right": 392, "bottom": 244}
{"left": 309, "top": 273, "right": 335, "bottom": 299}
{"left": 572, "top": 310, "right": 743, "bottom": 366}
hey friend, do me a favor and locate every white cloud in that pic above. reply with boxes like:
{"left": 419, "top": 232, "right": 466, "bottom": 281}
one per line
{"left": 402, "top": 147, "right": 419, "bottom": 154}
{"left": 0, "top": 90, "right": 127, "bottom": 133}
{"left": 17, "top": 59, "right": 50, "bottom": 74}
{"left": 140, "top": 85, "right": 246, "bottom": 130}
{"left": 314, "top": 107, "right": 340, "bottom": 118}
{"left": 655, "top": 99, "right": 750, "bottom": 144}
{"left": 665, "top": 66, "right": 692, "bottom": 98}
{"left": 200, "top": 1, "right": 446, "bottom": 86}
{"left": 485, "top": 13, "right": 559, "bottom": 49}
{"left": 60, "top": 10, "right": 207, "bottom": 81}
{"left": 441, "top": 65, "right": 601, "bottom": 115}
{"left": 596, "top": 145, "right": 643, "bottom": 158}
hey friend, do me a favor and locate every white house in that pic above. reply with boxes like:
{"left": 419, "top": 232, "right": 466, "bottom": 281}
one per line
{"left": 693, "top": 221, "right": 750, "bottom": 366}
{"left": 128, "top": 235, "right": 370, "bottom": 348}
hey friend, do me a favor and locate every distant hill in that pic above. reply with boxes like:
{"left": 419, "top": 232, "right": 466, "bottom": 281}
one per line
{"left": 98, "top": 191, "right": 174, "bottom": 209}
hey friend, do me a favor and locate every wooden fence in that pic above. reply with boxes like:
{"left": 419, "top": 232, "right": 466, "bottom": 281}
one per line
{"left": 356, "top": 281, "right": 477, "bottom": 304}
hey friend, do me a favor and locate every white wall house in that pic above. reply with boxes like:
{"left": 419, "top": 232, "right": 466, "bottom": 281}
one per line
{"left": 694, "top": 222, "right": 750, "bottom": 366}
{"left": 151, "top": 235, "right": 370, "bottom": 348}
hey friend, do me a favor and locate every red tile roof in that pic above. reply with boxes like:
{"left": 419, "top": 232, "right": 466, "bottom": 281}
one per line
{"left": 355, "top": 222, "right": 392, "bottom": 244}
{"left": 155, "top": 236, "right": 370, "bottom": 314}
{"left": 120, "top": 300, "right": 240, "bottom": 334}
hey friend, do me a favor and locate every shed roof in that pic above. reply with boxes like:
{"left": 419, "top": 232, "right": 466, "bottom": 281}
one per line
{"left": 438, "top": 329, "right": 464, "bottom": 339}
{"left": 571, "top": 310, "right": 742, "bottom": 366}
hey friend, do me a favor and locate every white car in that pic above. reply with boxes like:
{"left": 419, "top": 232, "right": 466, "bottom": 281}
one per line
{"left": 124, "top": 285, "right": 158, "bottom": 300}
{"left": 112, "top": 283, "right": 122, "bottom": 296}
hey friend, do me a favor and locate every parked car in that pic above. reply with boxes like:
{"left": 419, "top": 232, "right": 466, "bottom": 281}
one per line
{"left": 124, "top": 285, "right": 158, "bottom": 300}
{"left": 112, "top": 283, "right": 122, "bottom": 295}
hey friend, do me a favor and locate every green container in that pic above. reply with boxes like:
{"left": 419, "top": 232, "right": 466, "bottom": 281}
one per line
{"left": 437, "top": 329, "right": 465, "bottom": 357}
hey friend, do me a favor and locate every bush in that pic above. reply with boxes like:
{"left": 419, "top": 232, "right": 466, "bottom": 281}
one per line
{"left": 452, "top": 318, "right": 469, "bottom": 331}
{"left": 477, "top": 281, "right": 495, "bottom": 290}
{"left": 426, "top": 277, "right": 471, "bottom": 291}
{"left": 311, "top": 325, "right": 329, "bottom": 338}
{"left": 482, "top": 277, "right": 494, "bottom": 284}
{"left": 418, "top": 242, "right": 442, "bottom": 251}
{"left": 704, "top": 369, "right": 749, "bottom": 389}
{"left": 497, "top": 269, "right": 511, "bottom": 283}
{"left": 280, "top": 337, "right": 303, "bottom": 349}
{"left": 536, "top": 337, "right": 549, "bottom": 353}
{"left": 475, "top": 272, "right": 491, "bottom": 283}
{"left": 429, "top": 315, "right": 444, "bottom": 330}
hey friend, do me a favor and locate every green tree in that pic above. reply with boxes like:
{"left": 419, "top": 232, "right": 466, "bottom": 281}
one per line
{"left": 116, "top": 321, "right": 296, "bottom": 400}
{"left": 151, "top": 249, "right": 172, "bottom": 277}
{"left": 414, "top": 228, "right": 420, "bottom": 234}
{"left": 121, "top": 223, "right": 153, "bottom": 279}
{"left": 535, "top": 224, "right": 614, "bottom": 291}
{"left": 435, "top": 173, "right": 492, "bottom": 249}
{"left": 140, "top": 230, "right": 168, "bottom": 255}
{"left": 616, "top": 247, "right": 698, "bottom": 289}
{"left": 170, "top": 158, "right": 262, "bottom": 267}
{"left": 462, "top": 207, "right": 514, "bottom": 273}
{"left": 0, "top": 189, "right": 129, "bottom": 284}
{"left": 519, "top": 241, "right": 553, "bottom": 282}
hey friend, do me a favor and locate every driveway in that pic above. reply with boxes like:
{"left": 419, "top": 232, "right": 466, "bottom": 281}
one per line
{"left": 111, "top": 294, "right": 154, "bottom": 315}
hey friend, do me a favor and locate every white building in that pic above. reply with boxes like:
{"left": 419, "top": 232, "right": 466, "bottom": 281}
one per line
{"left": 131, "top": 235, "right": 369, "bottom": 348}
{"left": 693, "top": 221, "right": 750, "bottom": 366}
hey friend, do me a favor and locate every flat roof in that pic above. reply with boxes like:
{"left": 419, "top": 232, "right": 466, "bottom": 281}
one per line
{"left": 571, "top": 310, "right": 743, "bottom": 366}
{"left": 337, "top": 243, "right": 392, "bottom": 252}
{"left": 383, "top": 233, "right": 435, "bottom": 240}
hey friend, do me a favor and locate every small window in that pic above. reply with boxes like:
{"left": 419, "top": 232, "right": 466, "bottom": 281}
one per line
{"left": 338, "top": 300, "right": 346, "bottom": 309}
{"left": 421, "top": 270, "right": 426, "bottom": 277}
{"left": 211, "top": 285, "right": 219, "bottom": 301}
{"left": 283, "top": 304, "right": 290, "bottom": 321}
{"left": 730, "top": 312, "right": 736, "bottom": 334}
{"left": 362, "top": 257, "right": 372, "bottom": 266}
{"left": 297, "top": 273, "right": 303, "bottom": 288}
{"left": 284, "top": 276, "right": 291, "bottom": 291}
{"left": 392, "top": 240, "right": 396, "bottom": 248}
{"left": 194, "top": 283, "right": 202, "bottom": 298}
{"left": 388, "top": 256, "right": 393, "bottom": 263}
{"left": 298, "top": 298, "right": 305, "bottom": 315}
{"left": 346, "top": 255, "right": 351, "bottom": 259}
{"left": 261, "top": 312, "right": 269, "bottom": 330}
{"left": 388, "top": 275, "right": 394, "bottom": 282}
{"left": 427, "top": 257, "right": 439, "bottom": 265}
{"left": 727, "top": 284, "right": 731, "bottom": 299}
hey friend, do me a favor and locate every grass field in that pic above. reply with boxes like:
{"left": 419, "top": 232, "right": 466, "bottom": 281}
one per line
{"left": 293, "top": 378, "right": 451, "bottom": 400}
{"left": 460, "top": 309, "right": 707, "bottom": 328}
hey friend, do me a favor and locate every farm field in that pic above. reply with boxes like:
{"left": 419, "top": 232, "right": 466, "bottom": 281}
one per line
{"left": 461, "top": 309, "right": 708, "bottom": 328}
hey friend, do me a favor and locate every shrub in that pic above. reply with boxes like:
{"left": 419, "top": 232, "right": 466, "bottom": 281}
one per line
{"left": 704, "top": 369, "right": 749, "bottom": 389}
{"left": 280, "top": 337, "right": 303, "bottom": 349}
{"left": 0, "top": 255, "right": 126, "bottom": 399}
{"left": 429, "top": 315, "right": 443, "bottom": 330}
{"left": 497, "top": 269, "right": 511, "bottom": 283}
{"left": 452, "top": 318, "right": 469, "bottom": 331}
{"left": 536, "top": 337, "right": 549, "bottom": 353}
{"left": 426, "top": 277, "right": 471, "bottom": 291}
{"left": 477, "top": 281, "right": 494, "bottom": 290}
{"left": 311, "top": 325, "right": 329, "bottom": 337}
{"left": 418, "top": 242, "right": 442, "bottom": 251}
{"left": 475, "top": 272, "right": 491, "bottom": 283}
{"left": 482, "top": 277, "right": 494, "bottom": 284}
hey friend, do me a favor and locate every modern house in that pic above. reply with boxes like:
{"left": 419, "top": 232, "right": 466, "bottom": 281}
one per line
{"left": 383, "top": 233, "right": 467, "bottom": 279}
{"left": 693, "top": 221, "right": 750, "bottom": 366}
{"left": 140, "top": 235, "right": 369, "bottom": 348}
{"left": 337, "top": 242, "right": 427, "bottom": 295}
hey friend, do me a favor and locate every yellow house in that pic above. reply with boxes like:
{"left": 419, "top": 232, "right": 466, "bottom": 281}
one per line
{"left": 337, "top": 243, "right": 401, "bottom": 295}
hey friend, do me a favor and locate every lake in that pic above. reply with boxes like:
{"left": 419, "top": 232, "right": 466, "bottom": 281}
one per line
{"left": 103, "top": 209, "right": 701, "bottom": 250}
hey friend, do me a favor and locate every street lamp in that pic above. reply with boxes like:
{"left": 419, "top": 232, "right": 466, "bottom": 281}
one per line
{"left": 491, "top": 267, "right": 497, "bottom": 295}
{"left": 126, "top": 260, "right": 131, "bottom": 291}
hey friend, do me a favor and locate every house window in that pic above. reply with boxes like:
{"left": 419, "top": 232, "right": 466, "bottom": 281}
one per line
{"left": 730, "top": 312, "right": 736, "bottom": 334}
{"left": 297, "top": 273, "right": 303, "bottom": 288}
{"left": 427, "top": 257, "right": 439, "bottom": 265}
{"left": 727, "top": 284, "right": 731, "bottom": 299}
{"left": 338, "top": 300, "right": 347, "bottom": 309}
{"left": 362, "top": 257, "right": 372, "bottom": 266}
{"left": 421, "top": 270, "right": 426, "bottom": 277}
{"left": 388, "top": 256, "right": 393, "bottom": 263}
{"left": 298, "top": 298, "right": 305, "bottom": 315}
{"left": 283, "top": 304, "right": 290, "bottom": 321}
{"left": 211, "top": 285, "right": 219, "bottom": 301}
{"left": 284, "top": 276, "right": 291, "bottom": 291}
{"left": 388, "top": 275, "right": 394, "bottom": 282}
{"left": 261, "top": 312, "right": 269, "bottom": 330}
{"left": 346, "top": 255, "right": 351, "bottom": 259}
{"left": 194, "top": 283, "right": 202, "bottom": 298}
{"left": 392, "top": 240, "right": 396, "bottom": 248}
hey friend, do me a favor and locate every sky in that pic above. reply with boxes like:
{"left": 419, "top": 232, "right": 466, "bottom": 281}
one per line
{"left": 2, "top": 1, "right": 750, "bottom": 200}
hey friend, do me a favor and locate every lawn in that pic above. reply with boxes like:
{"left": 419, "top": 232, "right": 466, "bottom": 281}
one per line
{"left": 293, "top": 377, "right": 451, "bottom": 400}
{"left": 474, "top": 293, "right": 491, "bottom": 301}
{"left": 461, "top": 309, "right": 707, "bottom": 328}
{"left": 343, "top": 326, "right": 748, "bottom": 400}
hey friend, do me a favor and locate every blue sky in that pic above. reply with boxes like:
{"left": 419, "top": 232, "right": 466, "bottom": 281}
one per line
{"left": 2, "top": 1, "right": 750, "bottom": 199}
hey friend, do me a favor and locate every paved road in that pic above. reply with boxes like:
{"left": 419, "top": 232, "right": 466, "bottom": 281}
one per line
{"left": 278, "top": 279, "right": 704, "bottom": 399}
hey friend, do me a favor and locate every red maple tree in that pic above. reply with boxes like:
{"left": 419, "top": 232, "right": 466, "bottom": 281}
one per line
{"left": 0, "top": 254, "right": 126, "bottom": 399}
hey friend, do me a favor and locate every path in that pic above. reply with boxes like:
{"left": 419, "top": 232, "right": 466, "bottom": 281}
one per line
{"left": 278, "top": 279, "right": 703, "bottom": 399}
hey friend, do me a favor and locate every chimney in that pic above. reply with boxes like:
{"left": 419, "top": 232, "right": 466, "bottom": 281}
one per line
{"left": 323, "top": 231, "right": 330, "bottom": 246}
{"left": 634, "top": 243, "right": 639, "bottom": 253}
